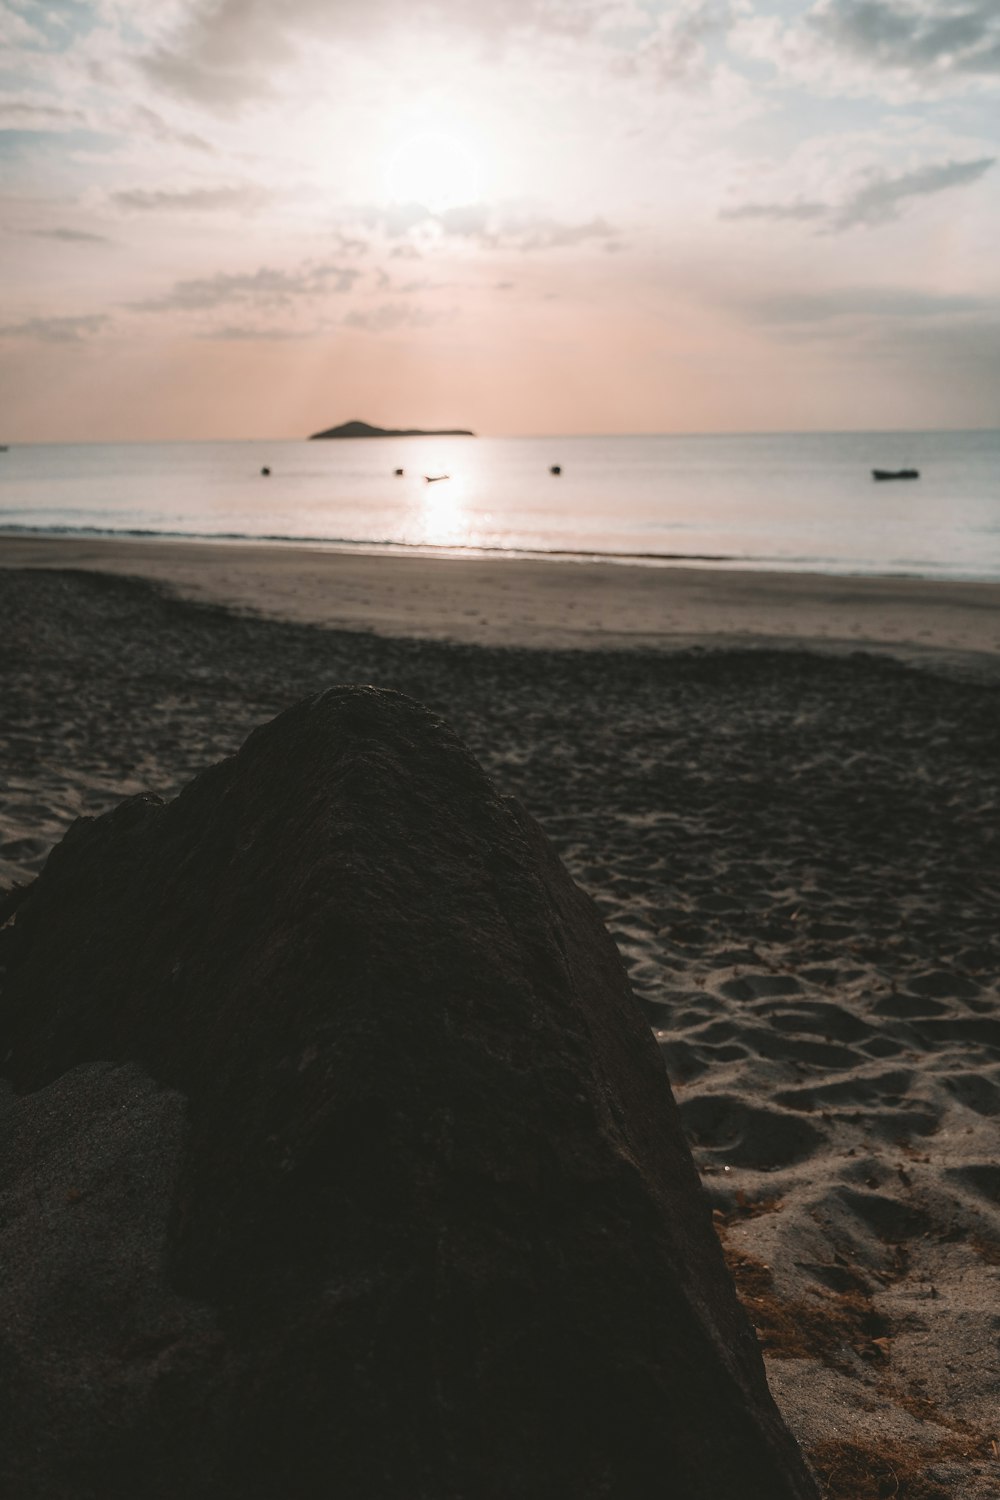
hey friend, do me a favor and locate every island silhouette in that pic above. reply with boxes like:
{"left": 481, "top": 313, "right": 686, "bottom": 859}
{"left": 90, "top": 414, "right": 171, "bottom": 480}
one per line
{"left": 309, "top": 419, "right": 475, "bottom": 440}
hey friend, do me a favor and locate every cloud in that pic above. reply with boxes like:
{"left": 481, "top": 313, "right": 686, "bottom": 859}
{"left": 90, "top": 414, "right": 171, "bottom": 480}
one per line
{"left": 343, "top": 300, "right": 447, "bottom": 332}
{"left": 720, "top": 200, "right": 828, "bottom": 222}
{"left": 0, "top": 101, "right": 88, "bottom": 131}
{"left": 808, "top": 0, "right": 1000, "bottom": 79}
{"left": 197, "top": 322, "right": 313, "bottom": 339}
{"left": 748, "top": 283, "right": 1000, "bottom": 382}
{"left": 135, "top": 0, "right": 614, "bottom": 109}
{"left": 373, "top": 201, "right": 620, "bottom": 253}
{"left": 111, "top": 184, "right": 269, "bottom": 213}
{"left": 140, "top": 45, "right": 273, "bottom": 110}
{"left": 130, "top": 259, "right": 362, "bottom": 312}
{"left": 734, "top": 1, "right": 1000, "bottom": 101}
{"left": 0, "top": 313, "right": 110, "bottom": 342}
{"left": 374, "top": 268, "right": 446, "bottom": 295}
{"left": 0, "top": 2, "right": 47, "bottom": 48}
{"left": 878, "top": 313, "right": 1000, "bottom": 378}
{"left": 734, "top": 285, "right": 1000, "bottom": 386}
{"left": 614, "top": 0, "right": 739, "bottom": 87}
{"left": 832, "top": 154, "right": 995, "bottom": 226}
{"left": 326, "top": 230, "right": 369, "bottom": 257}
{"left": 723, "top": 154, "right": 995, "bottom": 231}
{"left": 0, "top": 93, "right": 214, "bottom": 156}
{"left": 137, "top": 0, "right": 305, "bottom": 108}
{"left": 435, "top": 203, "right": 493, "bottom": 239}
{"left": 128, "top": 104, "right": 214, "bottom": 153}
{"left": 371, "top": 202, "right": 435, "bottom": 239}
{"left": 743, "top": 286, "right": 990, "bottom": 324}
{"left": 26, "top": 226, "right": 113, "bottom": 243}
{"left": 496, "top": 213, "right": 619, "bottom": 251}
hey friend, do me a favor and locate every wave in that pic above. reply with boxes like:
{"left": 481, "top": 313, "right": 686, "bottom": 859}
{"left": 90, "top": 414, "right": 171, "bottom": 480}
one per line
{"left": 0, "top": 520, "right": 977, "bottom": 580}
{"left": 0, "top": 519, "right": 750, "bottom": 565}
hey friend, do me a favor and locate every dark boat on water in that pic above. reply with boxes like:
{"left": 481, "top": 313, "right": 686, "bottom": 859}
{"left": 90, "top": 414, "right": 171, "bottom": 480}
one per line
{"left": 872, "top": 468, "right": 919, "bottom": 481}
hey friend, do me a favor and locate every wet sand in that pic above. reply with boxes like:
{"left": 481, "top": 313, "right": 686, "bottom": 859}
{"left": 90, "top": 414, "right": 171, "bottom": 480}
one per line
{"left": 1, "top": 547, "right": 999, "bottom": 1496}
{"left": 3, "top": 533, "right": 1000, "bottom": 676}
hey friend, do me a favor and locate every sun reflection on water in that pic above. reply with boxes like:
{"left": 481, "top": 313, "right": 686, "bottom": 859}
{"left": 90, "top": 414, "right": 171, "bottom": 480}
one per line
{"left": 420, "top": 476, "right": 468, "bottom": 545}
{"left": 407, "top": 445, "right": 486, "bottom": 548}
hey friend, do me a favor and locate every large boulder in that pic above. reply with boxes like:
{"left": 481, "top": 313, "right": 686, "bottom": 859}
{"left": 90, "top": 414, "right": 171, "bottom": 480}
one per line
{"left": 0, "top": 687, "right": 817, "bottom": 1499}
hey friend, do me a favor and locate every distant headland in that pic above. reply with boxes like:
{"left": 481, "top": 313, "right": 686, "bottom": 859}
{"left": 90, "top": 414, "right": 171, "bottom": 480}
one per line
{"left": 309, "top": 419, "right": 475, "bottom": 440}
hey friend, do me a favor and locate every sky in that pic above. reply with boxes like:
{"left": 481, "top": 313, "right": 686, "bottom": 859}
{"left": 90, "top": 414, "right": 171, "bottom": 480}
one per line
{"left": 1, "top": 0, "right": 998, "bottom": 440}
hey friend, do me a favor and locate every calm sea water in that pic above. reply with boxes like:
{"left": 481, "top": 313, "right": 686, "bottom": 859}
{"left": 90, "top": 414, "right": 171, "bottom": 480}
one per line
{"left": 2, "top": 429, "right": 999, "bottom": 580}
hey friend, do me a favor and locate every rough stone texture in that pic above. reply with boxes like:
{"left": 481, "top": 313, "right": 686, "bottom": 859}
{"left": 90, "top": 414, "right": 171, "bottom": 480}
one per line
{"left": 0, "top": 1063, "right": 231, "bottom": 1500}
{"left": 0, "top": 687, "right": 817, "bottom": 1499}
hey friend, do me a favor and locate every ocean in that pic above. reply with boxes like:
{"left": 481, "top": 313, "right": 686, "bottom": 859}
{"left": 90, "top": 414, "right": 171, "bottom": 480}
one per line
{"left": 2, "top": 428, "right": 999, "bottom": 581}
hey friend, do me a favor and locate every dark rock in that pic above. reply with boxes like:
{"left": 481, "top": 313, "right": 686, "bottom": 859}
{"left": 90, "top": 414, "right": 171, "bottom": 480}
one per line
{"left": 0, "top": 687, "right": 816, "bottom": 1499}
{"left": 309, "top": 418, "right": 475, "bottom": 439}
{"left": 0, "top": 1063, "right": 232, "bottom": 1500}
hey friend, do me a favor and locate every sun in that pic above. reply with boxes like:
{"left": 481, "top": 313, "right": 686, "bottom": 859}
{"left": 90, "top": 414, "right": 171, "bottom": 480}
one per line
{"left": 384, "top": 130, "right": 480, "bottom": 211}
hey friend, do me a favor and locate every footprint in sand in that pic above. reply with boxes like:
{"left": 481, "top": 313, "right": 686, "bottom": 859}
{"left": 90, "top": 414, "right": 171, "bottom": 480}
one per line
{"left": 679, "top": 1093, "right": 826, "bottom": 1170}
{"left": 719, "top": 974, "right": 803, "bottom": 1001}
{"left": 945, "top": 1163, "right": 1000, "bottom": 1206}
{"left": 907, "top": 970, "right": 981, "bottom": 1000}
{"left": 752, "top": 1000, "right": 874, "bottom": 1043}
{"left": 937, "top": 1071, "right": 1000, "bottom": 1116}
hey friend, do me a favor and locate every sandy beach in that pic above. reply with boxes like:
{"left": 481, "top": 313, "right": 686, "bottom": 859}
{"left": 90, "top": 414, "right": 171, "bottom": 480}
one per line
{"left": 3, "top": 534, "right": 1000, "bottom": 676}
{"left": 2, "top": 538, "right": 999, "bottom": 1496}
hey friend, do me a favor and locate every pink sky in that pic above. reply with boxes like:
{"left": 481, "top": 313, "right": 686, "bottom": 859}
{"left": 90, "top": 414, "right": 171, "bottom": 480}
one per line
{"left": 2, "top": 1, "right": 998, "bottom": 440}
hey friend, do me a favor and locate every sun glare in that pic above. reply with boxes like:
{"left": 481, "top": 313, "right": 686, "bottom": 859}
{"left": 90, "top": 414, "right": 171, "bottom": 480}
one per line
{"left": 384, "top": 130, "right": 480, "bottom": 211}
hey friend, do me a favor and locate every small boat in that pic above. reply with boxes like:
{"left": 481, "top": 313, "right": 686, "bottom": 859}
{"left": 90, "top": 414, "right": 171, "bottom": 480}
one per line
{"left": 550, "top": 464, "right": 561, "bottom": 475}
{"left": 872, "top": 468, "right": 919, "bottom": 481}
{"left": 424, "top": 473, "right": 450, "bottom": 483}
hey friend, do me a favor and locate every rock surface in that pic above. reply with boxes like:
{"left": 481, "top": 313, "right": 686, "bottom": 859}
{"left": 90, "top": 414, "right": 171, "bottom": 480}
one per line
{"left": 0, "top": 687, "right": 817, "bottom": 1499}
{"left": 309, "top": 418, "right": 475, "bottom": 439}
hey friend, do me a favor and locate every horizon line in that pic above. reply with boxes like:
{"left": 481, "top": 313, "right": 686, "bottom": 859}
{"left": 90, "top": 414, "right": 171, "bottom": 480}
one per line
{"left": 6, "top": 422, "right": 1000, "bottom": 447}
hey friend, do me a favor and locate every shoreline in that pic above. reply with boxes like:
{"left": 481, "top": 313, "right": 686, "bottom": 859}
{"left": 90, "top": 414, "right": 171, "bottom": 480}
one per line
{"left": 2, "top": 533, "right": 999, "bottom": 678}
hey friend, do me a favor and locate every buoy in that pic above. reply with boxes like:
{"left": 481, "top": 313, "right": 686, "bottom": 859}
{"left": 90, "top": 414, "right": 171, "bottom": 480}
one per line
{"left": 261, "top": 466, "right": 271, "bottom": 476}
{"left": 394, "top": 468, "right": 404, "bottom": 476}
{"left": 550, "top": 464, "right": 561, "bottom": 475}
